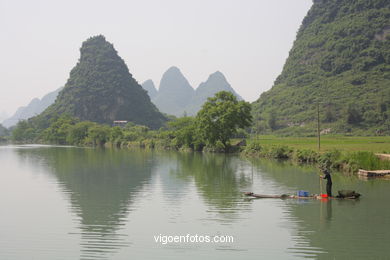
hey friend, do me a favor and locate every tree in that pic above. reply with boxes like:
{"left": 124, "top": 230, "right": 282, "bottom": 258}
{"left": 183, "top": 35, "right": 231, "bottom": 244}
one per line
{"left": 110, "top": 126, "right": 123, "bottom": 142}
{"left": 167, "top": 117, "right": 198, "bottom": 148}
{"left": 267, "top": 110, "right": 277, "bottom": 131}
{"left": 196, "top": 91, "right": 252, "bottom": 148}
{"left": 323, "top": 104, "right": 336, "bottom": 123}
{"left": 41, "top": 115, "right": 78, "bottom": 144}
{"left": 0, "top": 124, "right": 9, "bottom": 137}
{"left": 87, "top": 125, "right": 110, "bottom": 146}
{"left": 346, "top": 103, "right": 363, "bottom": 125}
{"left": 363, "top": 110, "right": 381, "bottom": 125}
{"left": 67, "top": 121, "right": 95, "bottom": 145}
{"left": 12, "top": 120, "right": 36, "bottom": 142}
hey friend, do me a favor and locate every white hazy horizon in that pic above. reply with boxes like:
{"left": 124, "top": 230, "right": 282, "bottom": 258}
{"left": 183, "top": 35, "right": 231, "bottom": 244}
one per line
{"left": 0, "top": 0, "right": 312, "bottom": 117}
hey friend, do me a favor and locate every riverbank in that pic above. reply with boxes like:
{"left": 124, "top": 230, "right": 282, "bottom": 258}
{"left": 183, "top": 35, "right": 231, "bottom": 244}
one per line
{"left": 8, "top": 112, "right": 390, "bottom": 175}
{"left": 5, "top": 137, "right": 390, "bottom": 175}
{"left": 242, "top": 139, "right": 390, "bottom": 175}
{"left": 103, "top": 136, "right": 390, "bottom": 175}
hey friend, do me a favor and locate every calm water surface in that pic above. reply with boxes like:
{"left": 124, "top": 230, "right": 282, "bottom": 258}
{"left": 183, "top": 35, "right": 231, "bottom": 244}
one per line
{"left": 0, "top": 145, "right": 389, "bottom": 259}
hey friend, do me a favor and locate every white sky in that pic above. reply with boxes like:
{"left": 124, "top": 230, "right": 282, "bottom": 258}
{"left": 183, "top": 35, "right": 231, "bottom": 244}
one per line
{"left": 0, "top": 0, "right": 312, "bottom": 116}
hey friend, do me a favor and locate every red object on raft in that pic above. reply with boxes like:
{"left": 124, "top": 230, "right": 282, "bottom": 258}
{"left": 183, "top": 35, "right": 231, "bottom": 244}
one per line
{"left": 321, "top": 194, "right": 328, "bottom": 198}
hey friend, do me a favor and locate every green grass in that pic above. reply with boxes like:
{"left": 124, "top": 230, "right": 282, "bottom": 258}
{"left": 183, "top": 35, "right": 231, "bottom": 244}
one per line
{"left": 248, "top": 135, "right": 390, "bottom": 153}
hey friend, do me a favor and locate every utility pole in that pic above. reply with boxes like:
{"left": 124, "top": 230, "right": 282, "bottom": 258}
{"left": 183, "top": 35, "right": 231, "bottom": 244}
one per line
{"left": 317, "top": 102, "right": 321, "bottom": 151}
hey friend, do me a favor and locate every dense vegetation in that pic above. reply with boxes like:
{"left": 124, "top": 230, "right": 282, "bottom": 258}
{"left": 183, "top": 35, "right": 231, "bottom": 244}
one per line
{"left": 0, "top": 123, "right": 9, "bottom": 142}
{"left": 243, "top": 139, "right": 390, "bottom": 174}
{"left": 10, "top": 89, "right": 390, "bottom": 174}
{"left": 253, "top": 0, "right": 390, "bottom": 136}
{"left": 32, "top": 35, "right": 166, "bottom": 129}
{"left": 12, "top": 91, "right": 252, "bottom": 152}
{"left": 248, "top": 135, "right": 390, "bottom": 152}
{"left": 0, "top": 124, "right": 8, "bottom": 136}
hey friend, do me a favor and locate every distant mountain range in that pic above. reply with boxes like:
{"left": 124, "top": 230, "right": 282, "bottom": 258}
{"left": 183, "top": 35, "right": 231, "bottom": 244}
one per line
{"left": 152, "top": 66, "right": 195, "bottom": 116}
{"left": 141, "top": 66, "right": 242, "bottom": 116}
{"left": 2, "top": 87, "right": 62, "bottom": 128}
{"left": 4, "top": 60, "right": 242, "bottom": 129}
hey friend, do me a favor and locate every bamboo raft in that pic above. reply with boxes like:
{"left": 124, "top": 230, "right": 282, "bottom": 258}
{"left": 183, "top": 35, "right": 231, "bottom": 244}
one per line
{"left": 244, "top": 191, "right": 360, "bottom": 200}
{"left": 244, "top": 192, "right": 320, "bottom": 200}
{"left": 358, "top": 169, "right": 390, "bottom": 178}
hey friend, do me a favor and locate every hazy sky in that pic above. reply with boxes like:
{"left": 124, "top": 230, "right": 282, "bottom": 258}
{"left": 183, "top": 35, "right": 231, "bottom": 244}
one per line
{"left": 0, "top": 0, "right": 312, "bottom": 117}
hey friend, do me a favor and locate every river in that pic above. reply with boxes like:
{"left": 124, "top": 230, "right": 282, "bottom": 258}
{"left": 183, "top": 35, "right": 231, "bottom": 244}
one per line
{"left": 0, "top": 145, "right": 389, "bottom": 259}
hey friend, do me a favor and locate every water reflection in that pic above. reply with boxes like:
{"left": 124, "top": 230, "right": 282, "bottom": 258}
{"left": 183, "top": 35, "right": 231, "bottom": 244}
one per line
{"left": 249, "top": 158, "right": 390, "bottom": 259}
{"left": 16, "top": 147, "right": 154, "bottom": 260}
{"left": 5, "top": 146, "right": 390, "bottom": 259}
{"left": 170, "top": 153, "right": 252, "bottom": 217}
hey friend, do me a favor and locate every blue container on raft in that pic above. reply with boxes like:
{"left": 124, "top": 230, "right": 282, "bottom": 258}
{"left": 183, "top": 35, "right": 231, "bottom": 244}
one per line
{"left": 297, "top": 190, "right": 309, "bottom": 197}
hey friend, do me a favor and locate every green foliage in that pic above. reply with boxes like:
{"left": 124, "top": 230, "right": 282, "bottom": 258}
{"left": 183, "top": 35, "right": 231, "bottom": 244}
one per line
{"left": 12, "top": 120, "right": 39, "bottom": 142}
{"left": 42, "top": 115, "right": 79, "bottom": 144}
{"left": 345, "top": 151, "right": 390, "bottom": 171}
{"left": 267, "top": 110, "right": 277, "bottom": 131}
{"left": 323, "top": 104, "right": 336, "bottom": 123}
{"left": 294, "top": 149, "right": 319, "bottom": 163}
{"left": 244, "top": 137, "right": 390, "bottom": 174}
{"left": 253, "top": 0, "right": 390, "bottom": 135}
{"left": 86, "top": 125, "right": 111, "bottom": 146}
{"left": 110, "top": 127, "right": 124, "bottom": 144}
{"left": 10, "top": 91, "right": 254, "bottom": 153}
{"left": 0, "top": 124, "right": 9, "bottom": 137}
{"left": 67, "top": 121, "right": 95, "bottom": 145}
{"left": 196, "top": 91, "right": 252, "bottom": 148}
{"left": 318, "top": 149, "right": 342, "bottom": 169}
{"left": 243, "top": 140, "right": 292, "bottom": 159}
{"left": 346, "top": 103, "right": 363, "bottom": 124}
{"left": 166, "top": 117, "right": 199, "bottom": 149}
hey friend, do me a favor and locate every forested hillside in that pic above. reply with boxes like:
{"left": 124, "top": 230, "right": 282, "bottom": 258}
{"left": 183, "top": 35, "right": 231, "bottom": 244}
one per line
{"left": 32, "top": 35, "right": 166, "bottom": 129}
{"left": 253, "top": 0, "right": 390, "bottom": 135}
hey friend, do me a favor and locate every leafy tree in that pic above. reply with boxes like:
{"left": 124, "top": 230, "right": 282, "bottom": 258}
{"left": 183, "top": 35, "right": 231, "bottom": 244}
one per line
{"left": 363, "top": 110, "right": 381, "bottom": 125}
{"left": 346, "top": 103, "right": 363, "bottom": 125}
{"left": 67, "top": 121, "right": 95, "bottom": 145}
{"left": 323, "top": 104, "right": 336, "bottom": 123}
{"left": 267, "top": 110, "right": 277, "bottom": 131}
{"left": 0, "top": 124, "right": 9, "bottom": 137}
{"left": 87, "top": 125, "right": 110, "bottom": 146}
{"left": 110, "top": 127, "right": 123, "bottom": 141}
{"left": 196, "top": 91, "right": 252, "bottom": 148}
{"left": 42, "top": 115, "right": 78, "bottom": 144}
{"left": 12, "top": 121, "right": 37, "bottom": 142}
{"left": 166, "top": 117, "right": 198, "bottom": 148}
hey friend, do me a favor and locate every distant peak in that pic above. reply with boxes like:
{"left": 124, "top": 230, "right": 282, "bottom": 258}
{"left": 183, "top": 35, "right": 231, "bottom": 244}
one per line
{"left": 165, "top": 66, "right": 182, "bottom": 75}
{"left": 141, "top": 79, "right": 158, "bottom": 98}
{"left": 85, "top": 35, "right": 106, "bottom": 43}
{"left": 79, "top": 35, "right": 118, "bottom": 63}
{"left": 209, "top": 71, "right": 226, "bottom": 81}
{"left": 80, "top": 35, "right": 112, "bottom": 51}
{"left": 142, "top": 79, "right": 155, "bottom": 86}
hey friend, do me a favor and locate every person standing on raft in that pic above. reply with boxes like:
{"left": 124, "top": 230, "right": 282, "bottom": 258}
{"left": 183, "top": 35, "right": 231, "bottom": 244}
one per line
{"left": 321, "top": 169, "right": 332, "bottom": 197}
